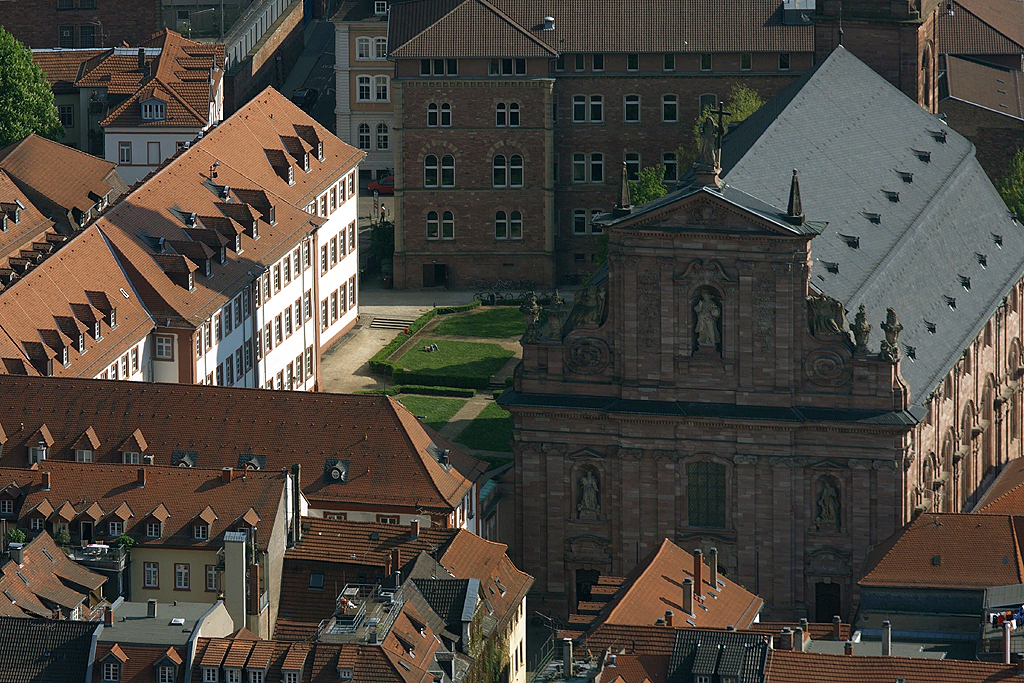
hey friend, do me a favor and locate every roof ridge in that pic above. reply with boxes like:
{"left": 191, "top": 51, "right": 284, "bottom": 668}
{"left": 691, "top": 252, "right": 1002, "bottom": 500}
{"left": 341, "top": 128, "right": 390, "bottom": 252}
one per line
{"left": 386, "top": 396, "right": 461, "bottom": 506}
{"left": 390, "top": 0, "right": 471, "bottom": 55}
{"left": 473, "top": 0, "right": 557, "bottom": 56}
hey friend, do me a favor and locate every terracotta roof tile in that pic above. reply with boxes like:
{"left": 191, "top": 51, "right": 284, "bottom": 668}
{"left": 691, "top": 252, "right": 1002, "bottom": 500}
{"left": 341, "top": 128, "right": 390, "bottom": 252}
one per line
{"left": 944, "top": 56, "right": 1024, "bottom": 120}
{"left": 286, "top": 517, "right": 457, "bottom": 565}
{"left": 858, "top": 512, "right": 1024, "bottom": 588}
{"left": 977, "top": 455, "right": 1024, "bottom": 512}
{"left": 32, "top": 49, "right": 108, "bottom": 91}
{"left": 941, "top": 0, "right": 1024, "bottom": 55}
{"left": 0, "top": 376, "right": 477, "bottom": 513}
{"left": 0, "top": 531, "right": 105, "bottom": 617}
{"left": 437, "top": 529, "right": 533, "bottom": 629}
{"left": 764, "top": 649, "right": 1019, "bottom": 683}
{"left": 748, "top": 620, "right": 850, "bottom": 641}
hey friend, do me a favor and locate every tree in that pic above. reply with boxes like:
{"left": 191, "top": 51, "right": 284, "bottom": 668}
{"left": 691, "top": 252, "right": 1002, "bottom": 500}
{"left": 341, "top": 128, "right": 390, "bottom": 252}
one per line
{"left": 4, "top": 528, "right": 25, "bottom": 545}
{"left": 997, "top": 149, "right": 1024, "bottom": 219}
{"left": 678, "top": 84, "right": 766, "bottom": 169}
{"left": 55, "top": 527, "right": 71, "bottom": 548}
{"left": 629, "top": 164, "right": 668, "bottom": 205}
{"left": 0, "top": 26, "right": 64, "bottom": 148}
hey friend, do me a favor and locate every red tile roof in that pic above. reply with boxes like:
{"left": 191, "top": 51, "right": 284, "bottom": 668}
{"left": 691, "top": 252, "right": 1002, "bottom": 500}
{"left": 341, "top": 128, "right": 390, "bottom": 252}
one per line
{"left": 0, "top": 167, "right": 58, "bottom": 278}
{"left": 941, "top": 0, "right": 1024, "bottom": 55}
{"left": 0, "top": 531, "right": 105, "bottom": 618}
{"left": 976, "top": 455, "right": 1024, "bottom": 512}
{"left": 858, "top": 512, "right": 1024, "bottom": 589}
{"left": 944, "top": 56, "right": 1024, "bottom": 120}
{"left": 93, "top": 643, "right": 189, "bottom": 683}
{"left": 747, "top": 620, "right": 851, "bottom": 641}
{"left": 32, "top": 49, "right": 109, "bottom": 92}
{"left": 0, "top": 461, "right": 287, "bottom": 550}
{"left": 0, "top": 376, "right": 476, "bottom": 513}
{"left": 764, "top": 649, "right": 1019, "bottom": 683}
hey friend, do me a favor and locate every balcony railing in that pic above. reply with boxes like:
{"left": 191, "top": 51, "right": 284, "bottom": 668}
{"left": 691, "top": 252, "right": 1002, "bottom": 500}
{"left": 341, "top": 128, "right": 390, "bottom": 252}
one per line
{"left": 68, "top": 544, "right": 127, "bottom": 570}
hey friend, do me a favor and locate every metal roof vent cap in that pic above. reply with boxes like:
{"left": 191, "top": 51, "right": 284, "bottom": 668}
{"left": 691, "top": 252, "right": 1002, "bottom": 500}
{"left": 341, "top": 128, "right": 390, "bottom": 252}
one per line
{"left": 543, "top": 16, "right": 554, "bottom": 30}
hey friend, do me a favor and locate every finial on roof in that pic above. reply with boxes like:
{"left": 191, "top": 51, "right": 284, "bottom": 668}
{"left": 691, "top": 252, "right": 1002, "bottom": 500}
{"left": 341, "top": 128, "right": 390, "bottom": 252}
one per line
{"left": 784, "top": 169, "right": 805, "bottom": 226}
{"left": 612, "top": 163, "right": 632, "bottom": 217}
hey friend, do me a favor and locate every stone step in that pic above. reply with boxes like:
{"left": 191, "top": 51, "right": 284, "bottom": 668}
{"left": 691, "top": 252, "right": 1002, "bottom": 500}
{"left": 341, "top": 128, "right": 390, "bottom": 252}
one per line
{"left": 369, "top": 317, "right": 417, "bottom": 330}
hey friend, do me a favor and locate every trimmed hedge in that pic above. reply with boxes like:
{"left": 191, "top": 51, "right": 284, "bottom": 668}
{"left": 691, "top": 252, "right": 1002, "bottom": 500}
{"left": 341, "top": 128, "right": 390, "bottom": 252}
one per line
{"left": 354, "top": 385, "right": 477, "bottom": 398}
{"left": 436, "top": 301, "right": 481, "bottom": 315}
{"left": 392, "top": 368, "right": 489, "bottom": 389}
{"left": 368, "top": 308, "right": 438, "bottom": 375}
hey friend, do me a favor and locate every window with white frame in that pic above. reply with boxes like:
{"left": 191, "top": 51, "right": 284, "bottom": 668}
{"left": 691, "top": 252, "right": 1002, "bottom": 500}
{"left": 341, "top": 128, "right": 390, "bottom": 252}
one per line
{"left": 123, "top": 452, "right": 140, "bottom": 464}
{"left": 357, "top": 76, "right": 370, "bottom": 101}
{"left": 284, "top": 673, "right": 298, "bottom": 683}
{"left": 75, "top": 449, "right": 93, "bottom": 462}
{"left": 144, "top": 561, "right": 159, "bottom": 588}
{"left": 147, "top": 521, "right": 161, "bottom": 538}
{"left": 374, "top": 75, "right": 388, "bottom": 100}
{"left": 625, "top": 153, "right": 640, "bottom": 180}
{"left": 589, "top": 95, "right": 603, "bottom": 122}
{"left": 496, "top": 102, "right": 520, "bottom": 127}
{"left": 194, "top": 524, "right": 209, "bottom": 540}
{"left": 30, "top": 517, "right": 43, "bottom": 531}
{"left": 102, "top": 662, "right": 120, "bottom": 682}
{"left": 142, "top": 101, "right": 166, "bottom": 121}
{"left": 589, "top": 153, "right": 603, "bottom": 183}
{"left": 441, "top": 211, "right": 454, "bottom": 239}
{"left": 663, "top": 94, "right": 678, "bottom": 122}
{"left": 572, "top": 95, "right": 585, "bottom": 122}
{"left": 119, "top": 142, "right": 132, "bottom": 164}
{"left": 492, "top": 155, "right": 523, "bottom": 187}
{"left": 248, "top": 671, "right": 264, "bottom": 683}
{"left": 206, "top": 564, "right": 220, "bottom": 591}
{"left": 109, "top": 521, "right": 123, "bottom": 537}
{"left": 376, "top": 123, "right": 388, "bottom": 150}
{"left": 374, "top": 37, "right": 387, "bottom": 59}
{"left": 426, "top": 211, "right": 439, "bottom": 240}
{"left": 0, "top": 499, "right": 11, "bottom": 515}
{"left": 573, "top": 209, "right": 587, "bottom": 235}
{"left": 357, "top": 123, "right": 370, "bottom": 149}
{"left": 624, "top": 94, "right": 640, "bottom": 123}
{"left": 226, "top": 671, "right": 240, "bottom": 683}
{"left": 356, "top": 37, "right": 370, "bottom": 59}
{"left": 29, "top": 447, "right": 46, "bottom": 464}
{"left": 488, "top": 57, "right": 525, "bottom": 75}
{"left": 572, "top": 153, "right": 585, "bottom": 183}
{"left": 175, "top": 563, "right": 189, "bottom": 589}
{"left": 427, "top": 103, "right": 438, "bottom": 127}
{"left": 204, "top": 668, "right": 219, "bottom": 683}
{"left": 159, "top": 666, "right": 175, "bottom": 683}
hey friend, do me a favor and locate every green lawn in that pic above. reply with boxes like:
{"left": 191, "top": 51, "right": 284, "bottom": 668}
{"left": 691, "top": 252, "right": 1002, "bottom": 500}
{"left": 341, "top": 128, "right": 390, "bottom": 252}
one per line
{"left": 395, "top": 395, "right": 467, "bottom": 431}
{"left": 432, "top": 308, "right": 526, "bottom": 339}
{"left": 395, "top": 339, "right": 514, "bottom": 387}
{"left": 454, "top": 402, "right": 513, "bottom": 452}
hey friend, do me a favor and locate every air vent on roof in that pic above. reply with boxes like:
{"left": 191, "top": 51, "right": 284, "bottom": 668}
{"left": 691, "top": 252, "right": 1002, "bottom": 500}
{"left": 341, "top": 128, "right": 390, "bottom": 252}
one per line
{"left": 913, "top": 149, "right": 931, "bottom": 162}
{"left": 838, "top": 234, "right": 859, "bottom": 249}
{"left": 822, "top": 261, "right": 839, "bottom": 274}
{"left": 993, "top": 233, "right": 1004, "bottom": 247}
{"left": 932, "top": 555, "right": 941, "bottom": 566}
{"left": 896, "top": 171, "right": 913, "bottom": 183}
{"left": 976, "top": 253, "right": 987, "bottom": 268}
{"left": 944, "top": 295, "right": 957, "bottom": 310}
{"left": 543, "top": 15, "right": 555, "bottom": 30}
{"left": 881, "top": 190, "right": 900, "bottom": 202}
{"left": 929, "top": 129, "right": 947, "bottom": 143}
{"left": 905, "top": 345, "right": 916, "bottom": 361}
{"left": 861, "top": 211, "right": 881, "bottom": 224}
{"left": 324, "top": 459, "right": 350, "bottom": 484}
{"left": 924, "top": 320, "right": 936, "bottom": 334}
{"left": 958, "top": 274, "right": 971, "bottom": 291}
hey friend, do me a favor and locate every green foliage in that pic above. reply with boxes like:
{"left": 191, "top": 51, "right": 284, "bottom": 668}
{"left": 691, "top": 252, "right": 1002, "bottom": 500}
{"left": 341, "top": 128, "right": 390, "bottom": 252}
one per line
{"left": 997, "top": 149, "right": 1024, "bottom": 219}
{"left": 368, "top": 309, "right": 439, "bottom": 375}
{"left": 454, "top": 402, "right": 513, "bottom": 452}
{"left": 464, "top": 601, "right": 510, "bottom": 683}
{"left": 55, "top": 527, "right": 71, "bottom": 547}
{"left": 114, "top": 533, "right": 136, "bottom": 550}
{"left": 435, "top": 301, "right": 481, "bottom": 315}
{"left": 433, "top": 307, "right": 525, "bottom": 338}
{"left": 0, "top": 27, "right": 64, "bottom": 147}
{"left": 5, "top": 528, "right": 25, "bottom": 544}
{"left": 395, "top": 395, "right": 467, "bottom": 431}
{"left": 679, "top": 84, "right": 766, "bottom": 169}
{"left": 393, "top": 339, "right": 514, "bottom": 389}
{"left": 629, "top": 164, "right": 668, "bottom": 205}
{"left": 399, "top": 385, "right": 476, "bottom": 397}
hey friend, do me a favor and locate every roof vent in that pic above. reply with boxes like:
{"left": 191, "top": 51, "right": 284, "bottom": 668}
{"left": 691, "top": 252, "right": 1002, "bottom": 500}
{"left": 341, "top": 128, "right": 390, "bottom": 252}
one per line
{"left": 896, "top": 170, "right": 913, "bottom": 183}
{"left": 932, "top": 555, "right": 941, "bottom": 566}
{"left": 882, "top": 190, "right": 900, "bottom": 203}
{"left": 924, "top": 320, "right": 936, "bottom": 334}
{"left": 929, "top": 129, "right": 947, "bottom": 143}
{"left": 993, "top": 233, "right": 1004, "bottom": 247}
{"left": 913, "top": 149, "right": 931, "bottom": 162}
{"left": 958, "top": 274, "right": 970, "bottom": 291}
{"left": 543, "top": 16, "right": 554, "bottom": 30}
{"left": 861, "top": 211, "right": 881, "bottom": 224}
{"left": 905, "top": 345, "right": 916, "bottom": 361}
{"left": 823, "top": 261, "right": 839, "bottom": 274}
{"left": 976, "top": 252, "right": 987, "bottom": 268}
{"left": 839, "top": 234, "right": 859, "bottom": 249}
{"left": 944, "top": 295, "right": 957, "bottom": 310}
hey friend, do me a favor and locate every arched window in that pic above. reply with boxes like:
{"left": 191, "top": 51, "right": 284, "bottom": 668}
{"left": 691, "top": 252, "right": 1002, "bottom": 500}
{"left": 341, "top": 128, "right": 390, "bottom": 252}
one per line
{"left": 440, "top": 103, "right": 451, "bottom": 126}
{"left": 427, "top": 103, "right": 438, "bottom": 127}
{"left": 357, "top": 123, "right": 370, "bottom": 150}
{"left": 509, "top": 103, "right": 520, "bottom": 127}
{"left": 496, "top": 103, "right": 507, "bottom": 127}
{"left": 441, "top": 211, "right": 454, "bottom": 239}
{"left": 426, "top": 211, "right": 439, "bottom": 240}
{"left": 510, "top": 210, "right": 522, "bottom": 239}
{"left": 356, "top": 37, "right": 371, "bottom": 59}
{"left": 376, "top": 123, "right": 388, "bottom": 150}
{"left": 424, "top": 155, "right": 438, "bottom": 187}
{"left": 509, "top": 155, "right": 523, "bottom": 187}
{"left": 441, "top": 155, "right": 455, "bottom": 187}
{"left": 625, "top": 152, "right": 640, "bottom": 180}
{"left": 493, "top": 155, "right": 507, "bottom": 187}
{"left": 687, "top": 461, "right": 726, "bottom": 528}
{"left": 495, "top": 211, "right": 507, "bottom": 239}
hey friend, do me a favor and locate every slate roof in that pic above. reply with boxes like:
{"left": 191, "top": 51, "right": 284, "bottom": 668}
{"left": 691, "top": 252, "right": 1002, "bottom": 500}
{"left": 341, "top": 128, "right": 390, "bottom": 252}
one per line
{"left": 857, "top": 512, "right": 1024, "bottom": 589}
{"left": 388, "top": 0, "right": 813, "bottom": 58}
{"left": 96, "top": 86, "right": 363, "bottom": 328}
{"left": 940, "top": 0, "right": 1024, "bottom": 56}
{"left": 944, "top": 56, "right": 1024, "bottom": 120}
{"left": 764, "top": 649, "right": 1019, "bottom": 683}
{"left": 667, "top": 629, "right": 768, "bottom": 683}
{"left": 721, "top": 46, "right": 1024, "bottom": 405}
{"left": 0, "top": 531, "right": 106, "bottom": 618}
{"left": 0, "top": 616, "right": 98, "bottom": 683}
{"left": 412, "top": 577, "right": 473, "bottom": 629}
{"left": 0, "top": 225, "right": 155, "bottom": 379}
{"left": 0, "top": 461, "right": 286, "bottom": 550}
{"left": 0, "top": 375, "right": 477, "bottom": 513}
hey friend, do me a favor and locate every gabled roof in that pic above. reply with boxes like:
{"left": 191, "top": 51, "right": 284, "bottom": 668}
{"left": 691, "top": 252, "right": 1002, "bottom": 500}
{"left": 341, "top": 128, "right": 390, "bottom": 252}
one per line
{"left": 721, "top": 46, "right": 1024, "bottom": 404}
{"left": 944, "top": 56, "right": 1024, "bottom": 120}
{"left": 96, "top": 87, "right": 363, "bottom": 328}
{"left": 858, "top": 512, "right": 1024, "bottom": 589}
{"left": 0, "top": 531, "right": 105, "bottom": 618}
{"left": 0, "top": 376, "right": 479, "bottom": 513}
{"left": 0, "top": 616, "right": 97, "bottom": 682}
{"left": 92, "top": 643, "right": 190, "bottom": 683}
{"left": 388, "top": 0, "right": 813, "bottom": 57}
{"left": 32, "top": 49, "right": 109, "bottom": 92}
{"left": 941, "top": 0, "right": 1024, "bottom": 56}
{"left": 764, "top": 649, "right": 1019, "bottom": 683}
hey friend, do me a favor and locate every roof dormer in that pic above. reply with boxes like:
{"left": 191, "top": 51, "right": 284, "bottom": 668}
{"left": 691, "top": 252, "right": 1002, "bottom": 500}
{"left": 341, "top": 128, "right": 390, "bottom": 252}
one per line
{"left": 193, "top": 505, "right": 217, "bottom": 540}
{"left": 141, "top": 97, "right": 167, "bottom": 122}
{"left": 172, "top": 450, "right": 197, "bottom": 467}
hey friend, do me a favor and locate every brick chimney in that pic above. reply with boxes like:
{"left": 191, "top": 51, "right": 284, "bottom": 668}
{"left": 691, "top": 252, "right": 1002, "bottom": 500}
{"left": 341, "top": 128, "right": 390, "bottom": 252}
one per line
{"left": 104, "top": 606, "right": 113, "bottom": 626}
{"left": 137, "top": 467, "right": 146, "bottom": 488}
{"left": 391, "top": 548, "right": 401, "bottom": 573}
{"left": 693, "top": 549, "right": 703, "bottom": 596}
{"left": 410, "top": 519, "right": 419, "bottom": 540}
{"left": 664, "top": 609, "right": 674, "bottom": 627}
{"left": 832, "top": 615, "right": 842, "bottom": 640}
{"left": 221, "top": 467, "right": 233, "bottom": 484}
{"left": 844, "top": 641, "right": 853, "bottom": 656}
{"left": 881, "top": 620, "right": 891, "bottom": 656}
{"left": 682, "top": 577, "right": 694, "bottom": 615}
{"left": 709, "top": 547, "right": 718, "bottom": 590}
{"left": 41, "top": 471, "right": 50, "bottom": 491}
{"left": 779, "top": 627, "right": 793, "bottom": 651}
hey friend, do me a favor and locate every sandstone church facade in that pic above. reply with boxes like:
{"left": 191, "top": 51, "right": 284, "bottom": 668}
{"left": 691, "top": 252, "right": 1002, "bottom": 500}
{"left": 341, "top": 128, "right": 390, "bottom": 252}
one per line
{"left": 502, "top": 48, "right": 1024, "bottom": 621}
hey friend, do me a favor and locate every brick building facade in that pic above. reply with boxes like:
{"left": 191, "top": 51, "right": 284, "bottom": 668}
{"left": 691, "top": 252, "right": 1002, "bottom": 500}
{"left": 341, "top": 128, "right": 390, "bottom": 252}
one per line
{"left": 0, "top": 0, "right": 161, "bottom": 49}
{"left": 386, "top": 0, "right": 813, "bottom": 288}
{"left": 501, "top": 49, "right": 1024, "bottom": 621}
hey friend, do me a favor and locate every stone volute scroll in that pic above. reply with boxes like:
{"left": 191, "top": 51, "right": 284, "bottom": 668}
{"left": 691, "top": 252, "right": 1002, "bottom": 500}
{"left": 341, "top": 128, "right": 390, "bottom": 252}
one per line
{"left": 577, "top": 469, "right": 600, "bottom": 520}
{"left": 879, "top": 307, "right": 903, "bottom": 362}
{"left": 814, "top": 478, "right": 840, "bottom": 532}
{"left": 852, "top": 304, "right": 871, "bottom": 355}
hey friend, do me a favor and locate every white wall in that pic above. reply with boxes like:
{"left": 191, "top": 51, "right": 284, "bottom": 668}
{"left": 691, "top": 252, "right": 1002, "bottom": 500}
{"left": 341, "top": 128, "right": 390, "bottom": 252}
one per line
{"left": 105, "top": 128, "right": 204, "bottom": 184}
{"left": 92, "top": 336, "right": 150, "bottom": 382}
{"left": 316, "top": 169, "right": 360, "bottom": 348}
{"left": 196, "top": 287, "right": 257, "bottom": 388}
{"left": 254, "top": 238, "right": 317, "bottom": 391}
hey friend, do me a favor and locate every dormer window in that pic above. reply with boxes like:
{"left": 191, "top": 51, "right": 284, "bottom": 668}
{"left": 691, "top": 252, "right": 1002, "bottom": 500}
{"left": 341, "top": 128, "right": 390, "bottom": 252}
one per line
{"left": 147, "top": 521, "right": 162, "bottom": 538}
{"left": 102, "top": 662, "right": 121, "bottom": 682}
{"left": 123, "top": 452, "right": 140, "bottom": 464}
{"left": 317, "top": 142, "right": 324, "bottom": 160}
{"left": 109, "top": 308, "right": 117, "bottom": 329}
{"left": 94, "top": 320, "right": 102, "bottom": 340}
{"left": 188, "top": 271, "right": 195, "bottom": 291}
{"left": 29, "top": 446, "right": 46, "bottom": 464}
{"left": 12, "top": 207, "right": 19, "bottom": 224}
{"left": 194, "top": 524, "right": 209, "bottom": 540}
{"left": 374, "top": 0, "right": 387, "bottom": 14}
{"left": 62, "top": 346, "right": 69, "bottom": 367}
{"left": 1, "top": 215, "right": 6, "bottom": 232}
{"left": 252, "top": 221, "right": 259, "bottom": 240}
{"left": 205, "top": 259, "right": 212, "bottom": 277}
{"left": 158, "top": 666, "right": 176, "bottom": 683}
{"left": 234, "top": 234, "right": 241, "bottom": 252}
{"left": 141, "top": 101, "right": 166, "bottom": 121}
{"left": 219, "top": 246, "right": 227, "bottom": 263}
{"left": 268, "top": 206, "right": 276, "bottom": 225}
{"left": 78, "top": 333, "right": 86, "bottom": 353}
{"left": 76, "top": 449, "right": 93, "bottom": 462}
{"left": 303, "top": 153, "right": 310, "bottom": 172}
{"left": 203, "top": 667, "right": 219, "bottom": 683}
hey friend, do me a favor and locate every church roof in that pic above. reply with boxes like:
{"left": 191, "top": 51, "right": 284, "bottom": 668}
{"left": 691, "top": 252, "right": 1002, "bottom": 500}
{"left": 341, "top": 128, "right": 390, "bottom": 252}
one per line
{"left": 721, "top": 46, "right": 1024, "bottom": 405}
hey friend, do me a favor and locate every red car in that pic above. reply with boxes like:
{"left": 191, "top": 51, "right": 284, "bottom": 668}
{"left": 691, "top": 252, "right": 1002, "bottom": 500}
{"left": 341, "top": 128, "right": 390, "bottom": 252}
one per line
{"left": 368, "top": 175, "right": 394, "bottom": 194}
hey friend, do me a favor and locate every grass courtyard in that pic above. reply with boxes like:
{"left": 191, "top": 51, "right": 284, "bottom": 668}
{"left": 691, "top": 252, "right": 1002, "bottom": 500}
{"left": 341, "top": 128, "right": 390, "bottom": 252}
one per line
{"left": 394, "top": 338, "right": 514, "bottom": 387}
{"left": 395, "top": 395, "right": 467, "bottom": 432}
{"left": 432, "top": 307, "right": 526, "bottom": 338}
{"left": 454, "top": 402, "right": 513, "bottom": 453}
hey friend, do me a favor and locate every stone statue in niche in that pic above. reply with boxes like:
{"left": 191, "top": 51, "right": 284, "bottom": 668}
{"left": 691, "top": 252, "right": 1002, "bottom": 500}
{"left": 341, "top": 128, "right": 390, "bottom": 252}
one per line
{"left": 578, "top": 470, "right": 600, "bottom": 518}
{"left": 879, "top": 307, "right": 903, "bottom": 362}
{"left": 807, "top": 293, "right": 848, "bottom": 337}
{"left": 852, "top": 304, "right": 871, "bottom": 355}
{"left": 814, "top": 479, "right": 840, "bottom": 532}
{"left": 693, "top": 290, "right": 721, "bottom": 351}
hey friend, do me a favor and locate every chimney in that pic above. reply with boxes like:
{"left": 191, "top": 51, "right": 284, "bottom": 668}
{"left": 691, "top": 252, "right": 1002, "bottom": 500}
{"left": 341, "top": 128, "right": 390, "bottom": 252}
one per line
{"left": 844, "top": 641, "right": 853, "bottom": 656}
{"left": 41, "top": 471, "right": 50, "bottom": 491}
{"left": 832, "top": 615, "right": 842, "bottom": 641}
{"left": 881, "top": 620, "right": 891, "bottom": 656}
{"left": 799, "top": 617, "right": 808, "bottom": 634}
{"left": 223, "top": 531, "right": 247, "bottom": 630}
{"left": 1005, "top": 621, "right": 1013, "bottom": 664}
{"left": 664, "top": 609, "right": 673, "bottom": 627}
{"left": 410, "top": 519, "right": 419, "bottom": 540}
{"left": 137, "top": 47, "right": 145, "bottom": 71}
{"left": 147, "top": 599, "right": 157, "bottom": 618}
{"left": 137, "top": 467, "right": 146, "bottom": 488}
{"left": 248, "top": 564, "right": 261, "bottom": 615}
{"left": 391, "top": 548, "right": 401, "bottom": 574}
{"left": 779, "top": 627, "right": 793, "bottom": 651}
{"left": 693, "top": 549, "right": 703, "bottom": 596}
{"left": 682, "top": 577, "right": 694, "bottom": 615}
{"left": 562, "top": 638, "right": 573, "bottom": 669}
{"left": 221, "top": 467, "right": 233, "bottom": 484}
{"left": 291, "top": 464, "right": 302, "bottom": 545}
{"left": 9, "top": 543, "right": 24, "bottom": 565}
{"left": 104, "top": 606, "right": 113, "bottom": 626}
{"left": 794, "top": 626, "right": 805, "bottom": 652}
{"left": 709, "top": 547, "right": 718, "bottom": 590}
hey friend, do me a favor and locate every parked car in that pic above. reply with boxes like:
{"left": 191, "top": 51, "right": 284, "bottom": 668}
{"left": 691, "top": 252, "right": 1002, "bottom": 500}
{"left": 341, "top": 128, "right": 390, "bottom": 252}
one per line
{"left": 368, "top": 175, "right": 395, "bottom": 194}
{"left": 290, "top": 88, "right": 319, "bottom": 112}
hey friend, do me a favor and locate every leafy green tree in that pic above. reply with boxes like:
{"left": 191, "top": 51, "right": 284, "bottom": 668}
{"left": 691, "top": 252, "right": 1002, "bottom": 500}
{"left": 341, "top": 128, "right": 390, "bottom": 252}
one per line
{"left": 55, "top": 527, "right": 71, "bottom": 548}
{"left": 0, "top": 26, "right": 64, "bottom": 148}
{"left": 997, "top": 149, "right": 1024, "bottom": 219}
{"left": 5, "top": 528, "right": 25, "bottom": 544}
{"left": 678, "top": 84, "right": 766, "bottom": 169}
{"left": 629, "top": 164, "right": 668, "bottom": 205}
{"left": 114, "top": 533, "right": 136, "bottom": 550}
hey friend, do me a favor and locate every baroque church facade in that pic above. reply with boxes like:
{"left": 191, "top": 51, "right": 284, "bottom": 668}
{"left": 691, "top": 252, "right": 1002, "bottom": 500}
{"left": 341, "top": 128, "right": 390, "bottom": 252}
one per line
{"left": 502, "top": 48, "right": 1024, "bottom": 621}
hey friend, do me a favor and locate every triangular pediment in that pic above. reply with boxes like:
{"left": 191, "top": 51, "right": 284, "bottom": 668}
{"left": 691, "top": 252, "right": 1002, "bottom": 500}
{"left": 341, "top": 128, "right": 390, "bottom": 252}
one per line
{"left": 568, "top": 447, "right": 604, "bottom": 459}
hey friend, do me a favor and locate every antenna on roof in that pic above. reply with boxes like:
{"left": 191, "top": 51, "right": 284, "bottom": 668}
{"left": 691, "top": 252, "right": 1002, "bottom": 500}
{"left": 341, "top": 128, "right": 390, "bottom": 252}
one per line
{"left": 209, "top": 160, "right": 219, "bottom": 179}
{"left": 838, "top": 0, "right": 844, "bottom": 44}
